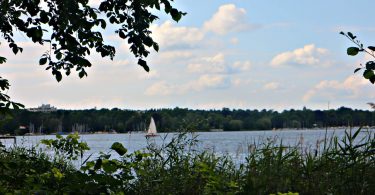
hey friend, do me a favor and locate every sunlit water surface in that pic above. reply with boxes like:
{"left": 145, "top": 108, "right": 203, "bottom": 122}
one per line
{"left": 2, "top": 128, "right": 373, "bottom": 165}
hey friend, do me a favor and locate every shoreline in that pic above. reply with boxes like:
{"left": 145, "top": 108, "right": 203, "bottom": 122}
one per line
{"left": 3, "top": 126, "right": 374, "bottom": 137}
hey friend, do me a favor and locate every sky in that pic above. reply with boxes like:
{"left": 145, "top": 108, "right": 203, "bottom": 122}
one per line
{"left": 1, "top": 0, "right": 375, "bottom": 111}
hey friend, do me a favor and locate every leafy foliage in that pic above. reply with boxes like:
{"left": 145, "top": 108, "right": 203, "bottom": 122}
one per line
{"left": 0, "top": 0, "right": 185, "bottom": 114}
{"left": 341, "top": 31, "right": 375, "bottom": 84}
{"left": 41, "top": 132, "right": 90, "bottom": 161}
{"left": 0, "top": 46, "right": 24, "bottom": 114}
{"left": 0, "top": 145, "right": 75, "bottom": 194}
{"left": 0, "top": 128, "right": 374, "bottom": 194}
{"left": 110, "top": 142, "right": 127, "bottom": 156}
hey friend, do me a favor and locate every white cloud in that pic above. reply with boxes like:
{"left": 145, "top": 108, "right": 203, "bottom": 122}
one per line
{"left": 263, "top": 82, "right": 280, "bottom": 90}
{"left": 158, "top": 50, "right": 194, "bottom": 62}
{"left": 187, "top": 53, "right": 251, "bottom": 74}
{"left": 187, "top": 53, "right": 226, "bottom": 73}
{"left": 187, "top": 63, "right": 203, "bottom": 73}
{"left": 230, "top": 37, "right": 239, "bottom": 45}
{"left": 204, "top": 4, "right": 256, "bottom": 35}
{"left": 145, "top": 74, "right": 230, "bottom": 96}
{"left": 232, "top": 61, "right": 251, "bottom": 71}
{"left": 271, "top": 44, "right": 332, "bottom": 67}
{"left": 111, "top": 59, "right": 130, "bottom": 67}
{"left": 138, "top": 70, "right": 159, "bottom": 80}
{"left": 231, "top": 78, "right": 252, "bottom": 87}
{"left": 193, "top": 101, "right": 249, "bottom": 110}
{"left": 3, "top": 68, "right": 45, "bottom": 80}
{"left": 205, "top": 53, "right": 225, "bottom": 64}
{"left": 303, "top": 76, "right": 374, "bottom": 102}
{"left": 188, "top": 74, "right": 229, "bottom": 91}
{"left": 0, "top": 41, "right": 50, "bottom": 68}
{"left": 145, "top": 81, "right": 174, "bottom": 96}
{"left": 48, "top": 96, "right": 126, "bottom": 110}
{"left": 151, "top": 21, "right": 205, "bottom": 49}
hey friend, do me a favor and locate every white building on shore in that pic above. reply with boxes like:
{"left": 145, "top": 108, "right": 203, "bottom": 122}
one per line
{"left": 28, "top": 104, "right": 57, "bottom": 112}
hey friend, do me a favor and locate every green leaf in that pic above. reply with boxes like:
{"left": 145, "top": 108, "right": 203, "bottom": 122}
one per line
{"left": 66, "top": 69, "right": 71, "bottom": 76}
{"left": 79, "top": 70, "right": 86, "bottom": 78}
{"left": 99, "top": 19, "right": 106, "bottom": 29}
{"left": 110, "top": 142, "right": 127, "bottom": 156}
{"left": 354, "top": 68, "right": 361, "bottom": 73}
{"left": 366, "top": 61, "right": 375, "bottom": 70}
{"left": 40, "top": 12, "right": 49, "bottom": 23}
{"left": 109, "top": 16, "right": 116, "bottom": 24}
{"left": 370, "top": 75, "right": 375, "bottom": 84}
{"left": 12, "top": 102, "right": 24, "bottom": 109}
{"left": 352, "top": 127, "right": 362, "bottom": 140}
{"left": 94, "top": 158, "right": 102, "bottom": 170}
{"left": 56, "top": 52, "right": 62, "bottom": 60}
{"left": 170, "top": 9, "right": 182, "bottom": 22}
{"left": 39, "top": 57, "right": 48, "bottom": 65}
{"left": 143, "top": 37, "right": 153, "bottom": 47}
{"left": 40, "top": 139, "right": 52, "bottom": 146}
{"left": 348, "top": 32, "right": 356, "bottom": 40}
{"left": 119, "top": 30, "right": 126, "bottom": 39}
{"left": 102, "top": 160, "right": 118, "bottom": 173}
{"left": 368, "top": 46, "right": 375, "bottom": 52}
{"left": 34, "top": 29, "right": 43, "bottom": 39}
{"left": 12, "top": 46, "right": 19, "bottom": 54}
{"left": 153, "top": 42, "right": 159, "bottom": 52}
{"left": 347, "top": 47, "right": 359, "bottom": 56}
{"left": 78, "top": 58, "right": 91, "bottom": 67}
{"left": 138, "top": 59, "right": 149, "bottom": 72}
{"left": 85, "top": 161, "right": 95, "bottom": 169}
{"left": 155, "top": 2, "right": 160, "bottom": 10}
{"left": 0, "top": 56, "right": 7, "bottom": 64}
{"left": 363, "top": 69, "right": 374, "bottom": 79}
{"left": 164, "top": 1, "right": 172, "bottom": 13}
{"left": 12, "top": 102, "right": 20, "bottom": 110}
{"left": 55, "top": 71, "right": 62, "bottom": 82}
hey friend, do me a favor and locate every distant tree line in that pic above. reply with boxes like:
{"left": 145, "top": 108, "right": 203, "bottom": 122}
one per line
{"left": 0, "top": 107, "right": 374, "bottom": 135}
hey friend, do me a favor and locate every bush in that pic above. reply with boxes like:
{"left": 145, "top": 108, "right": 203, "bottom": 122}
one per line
{"left": 0, "top": 128, "right": 374, "bottom": 194}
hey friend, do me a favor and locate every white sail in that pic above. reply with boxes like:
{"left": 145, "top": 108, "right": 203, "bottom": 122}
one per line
{"left": 147, "top": 117, "right": 157, "bottom": 135}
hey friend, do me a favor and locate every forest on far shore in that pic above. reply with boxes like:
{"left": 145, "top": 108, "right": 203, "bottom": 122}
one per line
{"left": 0, "top": 106, "right": 374, "bottom": 135}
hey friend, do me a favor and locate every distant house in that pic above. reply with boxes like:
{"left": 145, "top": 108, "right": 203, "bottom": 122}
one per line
{"left": 28, "top": 104, "right": 57, "bottom": 112}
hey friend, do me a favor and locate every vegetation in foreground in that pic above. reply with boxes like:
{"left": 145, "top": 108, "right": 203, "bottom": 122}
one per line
{"left": 0, "top": 128, "right": 374, "bottom": 194}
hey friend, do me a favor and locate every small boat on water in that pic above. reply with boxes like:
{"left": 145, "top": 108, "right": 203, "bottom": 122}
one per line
{"left": 145, "top": 117, "right": 158, "bottom": 137}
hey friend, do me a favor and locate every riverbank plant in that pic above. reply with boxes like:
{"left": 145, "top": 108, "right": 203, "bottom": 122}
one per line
{"left": 0, "top": 128, "right": 374, "bottom": 194}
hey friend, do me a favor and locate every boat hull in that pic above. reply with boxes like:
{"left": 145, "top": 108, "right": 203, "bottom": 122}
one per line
{"left": 145, "top": 134, "right": 158, "bottom": 138}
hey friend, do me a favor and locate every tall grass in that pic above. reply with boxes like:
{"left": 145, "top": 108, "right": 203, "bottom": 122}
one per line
{"left": 0, "top": 128, "right": 374, "bottom": 194}
{"left": 240, "top": 128, "right": 374, "bottom": 194}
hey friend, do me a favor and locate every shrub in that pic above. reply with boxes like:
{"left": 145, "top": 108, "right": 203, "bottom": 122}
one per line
{"left": 0, "top": 128, "right": 373, "bottom": 194}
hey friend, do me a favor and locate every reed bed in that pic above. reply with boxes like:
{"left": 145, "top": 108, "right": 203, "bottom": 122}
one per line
{"left": 0, "top": 128, "right": 374, "bottom": 194}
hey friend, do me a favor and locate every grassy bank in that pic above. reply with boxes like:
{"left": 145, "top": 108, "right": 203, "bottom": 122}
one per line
{"left": 0, "top": 128, "right": 374, "bottom": 194}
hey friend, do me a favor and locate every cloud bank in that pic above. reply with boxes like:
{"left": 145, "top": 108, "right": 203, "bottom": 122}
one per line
{"left": 271, "top": 44, "right": 332, "bottom": 67}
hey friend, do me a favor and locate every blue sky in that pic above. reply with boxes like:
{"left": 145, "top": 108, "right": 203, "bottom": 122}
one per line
{"left": 1, "top": 0, "right": 375, "bottom": 111}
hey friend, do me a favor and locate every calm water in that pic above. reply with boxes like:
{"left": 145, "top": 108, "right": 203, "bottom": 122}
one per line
{"left": 2, "top": 128, "right": 373, "bottom": 164}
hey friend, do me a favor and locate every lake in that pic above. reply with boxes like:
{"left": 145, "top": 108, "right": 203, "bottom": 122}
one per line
{"left": 2, "top": 128, "right": 373, "bottom": 164}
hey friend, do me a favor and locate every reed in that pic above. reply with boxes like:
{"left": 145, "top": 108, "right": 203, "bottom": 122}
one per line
{"left": 0, "top": 128, "right": 373, "bottom": 194}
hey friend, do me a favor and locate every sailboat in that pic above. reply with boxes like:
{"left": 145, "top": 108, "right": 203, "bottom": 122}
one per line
{"left": 145, "top": 117, "right": 158, "bottom": 137}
